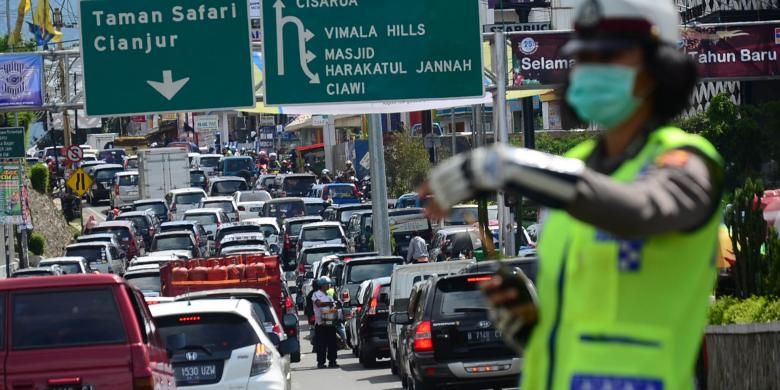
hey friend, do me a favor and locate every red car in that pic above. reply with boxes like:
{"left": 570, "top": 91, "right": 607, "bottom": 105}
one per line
{"left": 0, "top": 274, "right": 175, "bottom": 389}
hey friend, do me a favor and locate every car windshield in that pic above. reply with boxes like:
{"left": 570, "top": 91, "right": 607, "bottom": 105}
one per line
{"left": 118, "top": 175, "right": 138, "bottom": 186}
{"left": 302, "top": 227, "right": 342, "bottom": 241}
{"left": 157, "top": 313, "right": 260, "bottom": 353}
{"left": 175, "top": 193, "right": 205, "bottom": 205}
{"left": 225, "top": 159, "right": 253, "bottom": 171}
{"left": 64, "top": 247, "right": 105, "bottom": 262}
{"left": 190, "top": 172, "right": 206, "bottom": 184}
{"left": 329, "top": 186, "right": 355, "bottom": 198}
{"left": 437, "top": 278, "right": 488, "bottom": 316}
{"left": 305, "top": 203, "right": 325, "bottom": 216}
{"left": 199, "top": 156, "right": 220, "bottom": 167}
{"left": 218, "top": 226, "right": 262, "bottom": 241}
{"left": 91, "top": 227, "right": 130, "bottom": 241}
{"left": 12, "top": 288, "right": 127, "bottom": 349}
{"left": 187, "top": 214, "right": 218, "bottom": 226}
{"left": 283, "top": 177, "right": 316, "bottom": 193}
{"left": 153, "top": 236, "right": 193, "bottom": 251}
{"left": 125, "top": 273, "right": 162, "bottom": 294}
{"left": 98, "top": 150, "right": 126, "bottom": 164}
{"left": 126, "top": 159, "right": 138, "bottom": 169}
{"left": 239, "top": 192, "right": 271, "bottom": 202}
{"left": 261, "top": 177, "right": 276, "bottom": 187}
{"left": 95, "top": 168, "right": 124, "bottom": 181}
{"left": 117, "top": 216, "right": 148, "bottom": 230}
{"left": 340, "top": 209, "right": 365, "bottom": 224}
{"left": 41, "top": 263, "right": 81, "bottom": 274}
{"left": 446, "top": 208, "right": 478, "bottom": 225}
{"left": 213, "top": 181, "right": 247, "bottom": 194}
{"left": 347, "top": 262, "right": 397, "bottom": 283}
{"left": 135, "top": 202, "right": 166, "bottom": 215}
{"left": 203, "top": 201, "right": 235, "bottom": 213}
{"left": 303, "top": 250, "right": 341, "bottom": 265}
{"left": 160, "top": 225, "right": 195, "bottom": 235}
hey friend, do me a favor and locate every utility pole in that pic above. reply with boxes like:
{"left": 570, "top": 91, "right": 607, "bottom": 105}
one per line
{"left": 368, "top": 114, "right": 391, "bottom": 256}
{"left": 54, "top": 9, "right": 72, "bottom": 151}
{"left": 492, "top": 31, "right": 514, "bottom": 257}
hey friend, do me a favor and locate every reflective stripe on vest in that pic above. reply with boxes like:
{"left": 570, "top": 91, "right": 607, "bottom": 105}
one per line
{"left": 522, "top": 127, "right": 723, "bottom": 390}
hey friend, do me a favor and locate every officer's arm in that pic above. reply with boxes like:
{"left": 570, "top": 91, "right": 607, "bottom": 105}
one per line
{"left": 428, "top": 144, "right": 720, "bottom": 237}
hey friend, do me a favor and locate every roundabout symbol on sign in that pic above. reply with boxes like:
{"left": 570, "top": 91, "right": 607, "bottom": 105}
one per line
{"left": 65, "top": 145, "right": 84, "bottom": 164}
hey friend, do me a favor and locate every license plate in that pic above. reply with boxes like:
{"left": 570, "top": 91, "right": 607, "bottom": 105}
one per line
{"left": 175, "top": 364, "right": 217, "bottom": 383}
{"left": 466, "top": 330, "right": 502, "bottom": 344}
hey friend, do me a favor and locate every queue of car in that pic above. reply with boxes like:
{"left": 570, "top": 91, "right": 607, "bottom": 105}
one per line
{"left": 6, "top": 148, "right": 540, "bottom": 390}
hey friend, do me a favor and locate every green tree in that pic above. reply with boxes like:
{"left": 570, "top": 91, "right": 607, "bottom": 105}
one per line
{"left": 511, "top": 132, "right": 597, "bottom": 156}
{"left": 384, "top": 133, "right": 432, "bottom": 197}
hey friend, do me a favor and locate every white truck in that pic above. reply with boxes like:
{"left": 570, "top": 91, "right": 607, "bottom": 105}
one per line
{"left": 137, "top": 148, "right": 191, "bottom": 200}
{"left": 86, "top": 133, "right": 118, "bottom": 151}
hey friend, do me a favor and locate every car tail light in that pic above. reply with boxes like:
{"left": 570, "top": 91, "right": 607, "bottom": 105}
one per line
{"left": 249, "top": 343, "right": 273, "bottom": 376}
{"left": 178, "top": 315, "right": 201, "bottom": 322}
{"left": 341, "top": 289, "right": 350, "bottom": 303}
{"left": 285, "top": 296, "right": 294, "bottom": 311}
{"left": 413, "top": 320, "right": 433, "bottom": 352}
{"left": 133, "top": 376, "right": 155, "bottom": 390}
{"left": 467, "top": 276, "right": 492, "bottom": 283}
{"left": 272, "top": 323, "right": 284, "bottom": 339}
{"left": 367, "top": 284, "right": 381, "bottom": 315}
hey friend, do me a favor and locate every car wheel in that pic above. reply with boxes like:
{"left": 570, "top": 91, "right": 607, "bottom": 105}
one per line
{"left": 358, "top": 344, "right": 375, "bottom": 368}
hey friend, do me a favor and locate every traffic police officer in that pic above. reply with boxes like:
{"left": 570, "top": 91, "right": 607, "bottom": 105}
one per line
{"left": 422, "top": 0, "right": 723, "bottom": 389}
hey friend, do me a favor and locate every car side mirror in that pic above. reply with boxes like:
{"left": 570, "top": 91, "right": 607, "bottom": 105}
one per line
{"left": 277, "top": 338, "right": 299, "bottom": 356}
{"left": 389, "top": 312, "right": 411, "bottom": 325}
{"left": 282, "top": 313, "right": 297, "bottom": 329}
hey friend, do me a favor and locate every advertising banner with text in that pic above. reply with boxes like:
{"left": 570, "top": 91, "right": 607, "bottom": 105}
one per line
{"left": 0, "top": 54, "right": 44, "bottom": 109}
{"left": 510, "top": 22, "right": 780, "bottom": 87}
{"left": 0, "top": 164, "right": 24, "bottom": 225}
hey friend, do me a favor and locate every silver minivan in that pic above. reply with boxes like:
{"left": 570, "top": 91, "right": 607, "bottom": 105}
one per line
{"left": 165, "top": 188, "right": 208, "bottom": 221}
{"left": 111, "top": 170, "right": 140, "bottom": 208}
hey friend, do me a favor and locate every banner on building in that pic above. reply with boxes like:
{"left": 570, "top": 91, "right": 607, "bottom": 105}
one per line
{"left": 509, "top": 22, "right": 780, "bottom": 87}
{"left": 0, "top": 164, "right": 24, "bottom": 225}
{"left": 0, "top": 54, "right": 44, "bottom": 109}
{"left": 195, "top": 115, "right": 219, "bottom": 148}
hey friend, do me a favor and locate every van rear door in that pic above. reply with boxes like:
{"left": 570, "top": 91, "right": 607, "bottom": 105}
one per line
{"left": 6, "top": 287, "right": 134, "bottom": 389}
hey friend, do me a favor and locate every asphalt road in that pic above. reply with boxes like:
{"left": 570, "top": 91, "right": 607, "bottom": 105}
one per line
{"left": 290, "top": 321, "right": 402, "bottom": 390}
{"left": 82, "top": 205, "right": 109, "bottom": 224}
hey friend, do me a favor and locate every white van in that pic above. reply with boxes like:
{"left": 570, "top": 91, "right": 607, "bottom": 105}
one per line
{"left": 387, "top": 260, "right": 472, "bottom": 375}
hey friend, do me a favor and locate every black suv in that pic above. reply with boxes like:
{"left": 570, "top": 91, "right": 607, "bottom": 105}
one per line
{"left": 392, "top": 273, "right": 520, "bottom": 390}
{"left": 349, "top": 276, "right": 392, "bottom": 367}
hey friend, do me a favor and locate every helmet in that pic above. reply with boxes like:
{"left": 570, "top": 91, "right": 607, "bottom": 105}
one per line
{"left": 346, "top": 160, "right": 353, "bottom": 166}
{"left": 322, "top": 169, "right": 330, "bottom": 175}
{"left": 563, "top": 0, "right": 680, "bottom": 55}
{"left": 269, "top": 152, "right": 277, "bottom": 159}
{"left": 317, "top": 276, "right": 332, "bottom": 287}
{"left": 259, "top": 150, "right": 267, "bottom": 157}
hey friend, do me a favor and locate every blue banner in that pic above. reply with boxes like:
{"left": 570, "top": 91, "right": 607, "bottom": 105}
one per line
{"left": 0, "top": 54, "right": 43, "bottom": 108}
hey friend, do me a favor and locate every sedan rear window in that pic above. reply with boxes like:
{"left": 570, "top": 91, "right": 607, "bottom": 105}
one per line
{"left": 436, "top": 277, "right": 489, "bottom": 316}
{"left": 95, "top": 168, "right": 124, "bottom": 182}
{"left": 302, "top": 227, "right": 342, "bottom": 241}
{"left": 175, "top": 193, "right": 205, "bottom": 205}
{"left": 64, "top": 247, "right": 105, "bottom": 263}
{"left": 153, "top": 236, "right": 194, "bottom": 251}
{"left": 213, "top": 181, "right": 247, "bottom": 195}
{"left": 303, "top": 250, "right": 341, "bottom": 265}
{"left": 187, "top": 214, "right": 218, "bottom": 226}
{"left": 125, "top": 273, "right": 162, "bottom": 295}
{"left": 90, "top": 227, "right": 131, "bottom": 241}
{"left": 203, "top": 201, "right": 235, "bottom": 213}
{"left": 13, "top": 288, "right": 127, "bottom": 349}
{"left": 199, "top": 157, "right": 220, "bottom": 167}
{"left": 347, "top": 262, "right": 397, "bottom": 283}
{"left": 118, "top": 175, "right": 138, "bottom": 186}
{"left": 156, "top": 313, "right": 259, "bottom": 352}
{"left": 135, "top": 203, "right": 167, "bottom": 215}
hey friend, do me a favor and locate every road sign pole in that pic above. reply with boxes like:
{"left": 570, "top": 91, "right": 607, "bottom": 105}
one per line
{"left": 492, "top": 31, "right": 514, "bottom": 257}
{"left": 368, "top": 113, "right": 391, "bottom": 256}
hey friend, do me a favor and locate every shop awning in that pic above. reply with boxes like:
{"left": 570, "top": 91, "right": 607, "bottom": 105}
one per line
{"left": 285, "top": 114, "right": 312, "bottom": 131}
{"left": 297, "top": 143, "right": 324, "bottom": 152}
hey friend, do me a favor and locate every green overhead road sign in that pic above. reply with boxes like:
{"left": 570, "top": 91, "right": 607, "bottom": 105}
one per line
{"left": 0, "top": 128, "right": 24, "bottom": 159}
{"left": 261, "top": 0, "right": 484, "bottom": 105}
{"left": 80, "top": 0, "right": 255, "bottom": 116}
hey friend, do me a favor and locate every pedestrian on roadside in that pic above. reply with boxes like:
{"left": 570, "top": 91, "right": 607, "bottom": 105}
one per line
{"left": 406, "top": 235, "right": 429, "bottom": 264}
{"left": 420, "top": 0, "right": 723, "bottom": 388}
{"left": 313, "top": 276, "right": 339, "bottom": 369}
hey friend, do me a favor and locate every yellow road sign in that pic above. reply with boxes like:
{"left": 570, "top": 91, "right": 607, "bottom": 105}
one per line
{"left": 67, "top": 168, "right": 93, "bottom": 197}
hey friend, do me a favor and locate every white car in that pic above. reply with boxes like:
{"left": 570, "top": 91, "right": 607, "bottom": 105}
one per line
{"left": 111, "top": 170, "right": 140, "bottom": 208}
{"left": 124, "top": 265, "right": 162, "bottom": 296}
{"left": 166, "top": 188, "right": 208, "bottom": 221}
{"left": 129, "top": 254, "right": 181, "bottom": 268}
{"left": 296, "top": 222, "right": 347, "bottom": 253}
{"left": 219, "top": 233, "right": 268, "bottom": 255}
{"left": 150, "top": 299, "right": 294, "bottom": 390}
{"left": 219, "top": 245, "right": 271, "bottom": 256}
{"left": 38, "top": 256, "right": 90, "bottom": 274}
{"left": 234, "top": 190, "right": 272, "bottom": 204}
{"left": 194, "top": 154, "right": 223, "bottom": 176}
{"left": 184, "top": 208, "right": 230, "bottom": 239}
{"left": 200, "top": 197, "right": 240, "bottom": 222}
{"left": 238, "top": 201, "right": 266, "bottom": 221}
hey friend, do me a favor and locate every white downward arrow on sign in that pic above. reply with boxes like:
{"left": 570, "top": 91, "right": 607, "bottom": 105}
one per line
{"left": 147, "top": 70, "right": 190, "bottom": 100}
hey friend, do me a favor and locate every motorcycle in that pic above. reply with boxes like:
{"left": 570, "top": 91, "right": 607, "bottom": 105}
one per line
{"left": 361, "top": 175, "right": 371, "bottom": 202}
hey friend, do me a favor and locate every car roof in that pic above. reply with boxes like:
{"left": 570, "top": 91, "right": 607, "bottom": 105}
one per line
{"left": 169, "top": 188, "right": 207, "bottom": 194}
{"left": 279, "top": 173, "right": 315, "bottom": 178}
{"left": 301, "top": 222, "right": 342, "bottom": 229}
{"left": 39, "top": 257, "right": 86, "bottom": 264}
{"left": 125, "top": 264, "right": 161, "bottom": 273}
{"left": 118, "top": 211, "right": 152, "bottom": 217}
{"left": 203, "top": 197, "right": 234, "bottom": 202}
{"left": 149, "top": 298, "right": 255, "bottom": 319}
{"left": 92, "top": 164, "right": 124, "bottom": 170}
{"left": 220, "top": 246, "right": 268, "bottom": 254}
{"left": 66, "top": 242, "right": 111, "bottom": 249}
{"left": 301, "top": 197, "right": 327, "bottom": 204}
{"left": 96, "top": 221, "right": 134, "bottom": 229}
{"left": 132, "top": 255, "right": 178, "bottom": 262}
{"left": 116, "top": 170, "right": 138, "bottom": 176}
{"left": 240, "top": 218, "right": 279, "bottom": 228}
{"left": 237, "top": 201, "right": 265, "bottom": 206}
{"left": 198, "top": 154, "right": 223, "bottom": 158}
{"left": 437, "top": 226, "right": 478, "bottom": 234}
{"left": 223, "top": 156, "right": 252, "bottom": 160}
{"left": 286, "top": 216, "right": 323, "bottom": 224}
{"left": 0, "top": 274, "right": 125, "bottom": 290}
{"left": 134, "top": 199, "right": 166, "bottom": 204}
{"left": 330, "top": 203, "right": 371, "bottom": 210}
{"left": 162, "top": 221, "right": 198, "bottom": 226}
{"left": 220, "top": 233, "right": 265, "bottom": 242}
{"left": 78, "top": 233, "right": 117, "bottom": 239}
{"left": 175, "top": 288, "right": 272, "bottom": 302}
{"left": 266, "top": 197, "right": 305, "bottom": 204}
{"left": 185, "top": 208, "right": 223, "bottom": 215}
{"left": 345, "top": 256, "right": 404, "bottom": 265}
{"left": 155, "top": 231, "right": 195, "bottom": 238}
{"left": 210, "top": 176, "right": 246, "bottom": 182}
